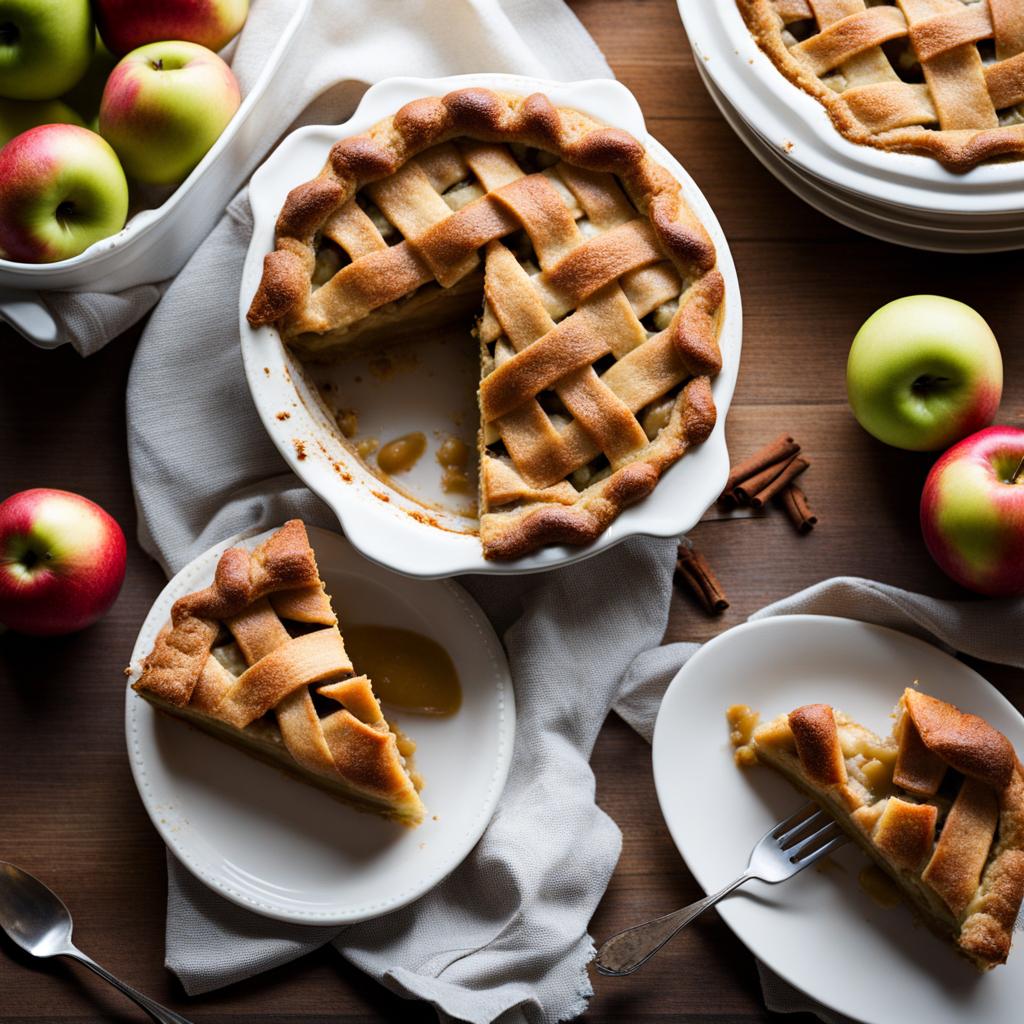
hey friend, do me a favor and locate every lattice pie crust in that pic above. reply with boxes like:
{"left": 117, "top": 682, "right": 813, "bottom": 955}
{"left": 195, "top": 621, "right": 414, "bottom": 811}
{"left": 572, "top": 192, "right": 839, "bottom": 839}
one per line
{"left": 738, "top": 0, "right": 1024, "bottom": 170}
{"left": 737, "top": 688, "right": 1024, "bottom": 968}
{"left": 247, "top": 89, "right": 725, "bottom": 560}
{"left": 133, "top": 520, "right": 425, "bottom": 826}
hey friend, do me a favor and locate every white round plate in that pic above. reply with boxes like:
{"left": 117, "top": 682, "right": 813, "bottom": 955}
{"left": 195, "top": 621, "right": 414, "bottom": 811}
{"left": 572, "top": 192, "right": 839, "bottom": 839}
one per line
{"left": 239, "top": 73, "right": 742, "bottom": 579}
{"left": 652, "top": 615, "right": 1024, "bottom": 1024}
{"left": 125, "top": 525, "right": 514, "bottom": 925}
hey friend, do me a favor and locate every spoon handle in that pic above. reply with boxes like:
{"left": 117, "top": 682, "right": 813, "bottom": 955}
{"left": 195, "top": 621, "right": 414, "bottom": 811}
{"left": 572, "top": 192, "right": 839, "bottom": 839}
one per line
{"left": 64, "top": 949, "right": 195, "bottom": 1024}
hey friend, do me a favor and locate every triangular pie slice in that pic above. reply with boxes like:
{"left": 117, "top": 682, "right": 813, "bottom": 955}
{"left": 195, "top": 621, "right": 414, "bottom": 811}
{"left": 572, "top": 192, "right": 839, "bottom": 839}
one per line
{"left": 246, "top": 88, "right": 725, "bottom": 560}
{"left": 730, "top": 688, "right": 1024, "bottom": 969}
{"left": 132, "top": 520, "right": 425, "bottom": 826}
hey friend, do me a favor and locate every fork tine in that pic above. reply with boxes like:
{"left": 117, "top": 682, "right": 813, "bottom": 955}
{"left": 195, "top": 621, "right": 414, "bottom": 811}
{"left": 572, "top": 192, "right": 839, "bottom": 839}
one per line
{"left": 786, "top": 821, "right": 845, "bottom": 862}
{"left": 776, "top": 808, "right": 829, "bottom": 847}
{"left": 769, "top": 802, "right": 819, "bottom": 840}
{"left": 793, "top": 833, "right": 847, "bottom": 868}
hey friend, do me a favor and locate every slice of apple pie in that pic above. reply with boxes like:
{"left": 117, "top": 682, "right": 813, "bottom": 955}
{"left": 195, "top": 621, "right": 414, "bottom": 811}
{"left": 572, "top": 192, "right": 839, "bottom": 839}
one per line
{"left": 731, "top": 688, "right": 1024, "bottom": 969}
{"left": 132, "top": 519, "right": 425, "bottom": 825}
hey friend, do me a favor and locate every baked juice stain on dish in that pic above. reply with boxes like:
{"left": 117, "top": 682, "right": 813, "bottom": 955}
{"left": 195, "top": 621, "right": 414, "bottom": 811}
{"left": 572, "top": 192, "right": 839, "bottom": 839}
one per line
{"left": 343, "top": 625, "right": 461, "bottom": 716}
{"left": 436, "top": 435, "right": 472, "bottom": 495}
{"left": 377, "top": 432, "right": 426, "bottom": 475}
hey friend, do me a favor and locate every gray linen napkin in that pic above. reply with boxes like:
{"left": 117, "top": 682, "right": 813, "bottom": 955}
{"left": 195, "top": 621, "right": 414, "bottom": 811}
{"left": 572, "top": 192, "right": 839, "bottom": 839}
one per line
{"left": 29, "top": 0, "right": 611, "bottom": 355}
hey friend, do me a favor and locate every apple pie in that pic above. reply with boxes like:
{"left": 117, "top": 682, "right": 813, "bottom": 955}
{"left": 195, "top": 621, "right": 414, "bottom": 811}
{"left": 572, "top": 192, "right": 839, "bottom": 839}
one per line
{"left": 737, "top": 0, "right": 1024, "bottom": 171}
{"left": 731, "top": 688, "right": 1024, "bottom": 968}
{"left": 132, "top": 520, "right": 425, "bottom": 826}
{"left": 246, "top": 88, "right": 724, "bottom": 560}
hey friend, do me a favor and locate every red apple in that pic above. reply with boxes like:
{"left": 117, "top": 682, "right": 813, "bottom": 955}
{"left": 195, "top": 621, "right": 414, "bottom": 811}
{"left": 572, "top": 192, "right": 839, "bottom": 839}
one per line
{"left": 0, "top": 122, "right": 128, "bottom": 262}
{"left": 920, "top": 426, "right": 1024, "bottom": 597}
{"left": 94, "top": 0, "right": 248, "bottom": 56}
{"left": 0, "top": 488, "right": 127, "bottom": 635}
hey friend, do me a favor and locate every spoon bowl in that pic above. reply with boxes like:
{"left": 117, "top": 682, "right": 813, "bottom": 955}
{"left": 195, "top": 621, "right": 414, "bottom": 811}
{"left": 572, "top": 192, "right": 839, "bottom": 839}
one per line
{"left": 0, "top": 861, "right": 75, "bottom": 958}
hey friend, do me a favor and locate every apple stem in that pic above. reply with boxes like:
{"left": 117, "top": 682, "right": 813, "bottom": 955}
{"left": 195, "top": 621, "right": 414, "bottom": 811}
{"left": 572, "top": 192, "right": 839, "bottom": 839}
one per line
{"left": 152, "top": 58, "right": 164, "bottom": 71}
{"left": 1011, "top": 455, "right": 1024, "bottom": 486}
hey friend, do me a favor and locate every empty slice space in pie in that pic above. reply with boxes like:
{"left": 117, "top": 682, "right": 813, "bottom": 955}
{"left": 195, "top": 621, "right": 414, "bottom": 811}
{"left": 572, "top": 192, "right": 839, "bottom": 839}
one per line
{"left": 247, "top": 88, "right": 726, "bottom": 560}
{"left": 731, "top": 687, "right": 1024, "bottom": 969}
{"left": 132, "top": 520, "right": 425, "bottom": 826}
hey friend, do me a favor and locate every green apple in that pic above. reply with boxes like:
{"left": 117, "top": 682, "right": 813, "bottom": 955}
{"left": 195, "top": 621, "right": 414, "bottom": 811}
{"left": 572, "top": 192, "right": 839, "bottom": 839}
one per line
{"left": 0, "top": 96, "right": 83, "bottom": 147}
{"left": 0, "top": 0, "right": 94, "bottom": 100}
{"left": 99, "top": 40, "right": 240, "bottom": 186}
{"left": 0, "top": 123, "right": 128, "bottom": 263}
{"left": 846, "top": 295, "right": 1003, "bottom": 452}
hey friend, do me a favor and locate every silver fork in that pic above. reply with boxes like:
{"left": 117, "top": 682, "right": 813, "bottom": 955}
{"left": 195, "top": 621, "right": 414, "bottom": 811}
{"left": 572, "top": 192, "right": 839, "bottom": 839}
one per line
{"left": 594, "top": 803, "right": 848, "bottom": 976}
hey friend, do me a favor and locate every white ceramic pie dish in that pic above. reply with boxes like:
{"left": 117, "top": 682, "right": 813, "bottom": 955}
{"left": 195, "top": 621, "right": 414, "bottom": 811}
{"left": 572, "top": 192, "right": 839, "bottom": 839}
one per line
{"left": 239, "top": 73, "right": 743, "bottom": 579}
{"left": 695, "top": 60, "right": 1024, "bottom": 253}
{"left": 678, "top": 0, "right": 1024, "bottom": 224}
{"left": 653, "top": 615, "right": 1024, "bottom": 1024}
{"left": 125, "top": 524, "right": 514, "bottom": 925}
{"left": 0, "top": 0, "right": 313, "bottom": 349}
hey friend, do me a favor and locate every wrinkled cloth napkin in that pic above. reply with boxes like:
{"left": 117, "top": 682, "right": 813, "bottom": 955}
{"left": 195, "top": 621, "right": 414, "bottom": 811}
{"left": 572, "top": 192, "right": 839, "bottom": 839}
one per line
{"left": 38, "top": 0, "right": 611, "bottom": 355}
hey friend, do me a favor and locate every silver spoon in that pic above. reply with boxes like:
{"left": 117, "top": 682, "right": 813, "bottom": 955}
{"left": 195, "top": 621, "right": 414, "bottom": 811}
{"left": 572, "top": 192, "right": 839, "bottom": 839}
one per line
{"left": 0, "top": 861, "right": 193, "bottom": 1024}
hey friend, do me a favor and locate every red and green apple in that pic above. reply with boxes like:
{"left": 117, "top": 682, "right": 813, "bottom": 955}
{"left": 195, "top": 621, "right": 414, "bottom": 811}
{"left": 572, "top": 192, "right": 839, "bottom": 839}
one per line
{"left": 0, "top": 489, "right": 127, "bottom": 636}
{"left": 94, "top": 0, "right": 249, "bottom": 56}
{"left": 847, "top": 295, "right": 1002, "bottom": 452}
{"left": 921, "top": 426, "right": 1024, "bottom": 597}
{"left": 99, "top": 40, "right": 240, "bottom": 186}
{"left": 0, "top": 0, "right": 94, "bottom": 100}
{"left": 0, "top": 123, "right": 128, "bottom": 263}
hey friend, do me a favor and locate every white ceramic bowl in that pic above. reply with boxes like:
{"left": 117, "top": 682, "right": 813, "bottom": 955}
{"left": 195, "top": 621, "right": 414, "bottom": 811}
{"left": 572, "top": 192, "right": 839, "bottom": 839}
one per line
{"left": 239, "top": 73, "right": 742, "bottom": 579}
{"left": 0, "top": 0, "right": 312, "bottom": 348}
{"left": 694, "top": 59, "right": 1024, "bottom": 253}
{"left": 678, "top": 0, "right": 1024, "bottom": 235}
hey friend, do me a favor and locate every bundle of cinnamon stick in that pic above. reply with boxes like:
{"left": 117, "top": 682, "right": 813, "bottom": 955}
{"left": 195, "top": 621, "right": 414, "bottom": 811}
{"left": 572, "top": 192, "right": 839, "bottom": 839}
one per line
{"left": 720, "top": 433, "right": 817, "bottom": 534}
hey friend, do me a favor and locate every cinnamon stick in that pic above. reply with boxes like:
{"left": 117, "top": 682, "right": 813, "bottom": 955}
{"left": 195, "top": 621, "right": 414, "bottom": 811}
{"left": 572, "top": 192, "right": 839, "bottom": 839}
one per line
{"left": 675, "top": 543, "right": 729, "bottom": 615}
{"left": 722, "top": 433, "right": 800, "bottom": 498}
{"left": 750, "top": 457, "right": 808, "bottom": 509}
{"left": 733, "top": 452, "right": 798, "bottom": 505}
{"left": 779, "top": 483, "right": 817, "bottom": 534}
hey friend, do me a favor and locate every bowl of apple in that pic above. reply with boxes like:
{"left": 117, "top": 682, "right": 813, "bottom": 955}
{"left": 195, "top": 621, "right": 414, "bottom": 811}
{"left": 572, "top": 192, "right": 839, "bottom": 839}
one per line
{"left": 0, "top": 0, "right": 312, "bottom": 346}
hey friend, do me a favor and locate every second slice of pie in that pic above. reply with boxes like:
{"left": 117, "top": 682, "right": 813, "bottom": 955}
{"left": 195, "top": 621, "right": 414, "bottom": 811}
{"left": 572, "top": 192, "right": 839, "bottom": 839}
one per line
{"left": 132, "top": 520, "right": 425, "bottom": 826}
{"left": 731, "top": 688, "right": 1024, "bottom": 969}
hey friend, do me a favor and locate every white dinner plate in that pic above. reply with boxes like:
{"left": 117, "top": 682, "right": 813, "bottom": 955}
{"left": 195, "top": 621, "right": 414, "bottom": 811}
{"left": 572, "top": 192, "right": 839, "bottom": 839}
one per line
{"left": 652, "top": 615, "right": 1024, "bottom": 1024}
{"left": 125, "top": 525, "right": 514, "bottom": 924}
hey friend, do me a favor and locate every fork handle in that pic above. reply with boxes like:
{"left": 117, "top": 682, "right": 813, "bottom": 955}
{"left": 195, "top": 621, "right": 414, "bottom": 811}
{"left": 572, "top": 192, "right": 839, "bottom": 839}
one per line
{"left": 594, "top": 873, "right": 751, "bottom": 977}
{"left": 63, "top": 949, "right": 195, "bottom": 1024}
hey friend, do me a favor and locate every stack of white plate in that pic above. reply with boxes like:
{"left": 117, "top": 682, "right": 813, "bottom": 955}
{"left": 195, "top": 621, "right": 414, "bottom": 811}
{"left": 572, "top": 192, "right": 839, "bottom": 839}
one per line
{"left": 677, "top": 1, "right": 1024, "bottom": 253}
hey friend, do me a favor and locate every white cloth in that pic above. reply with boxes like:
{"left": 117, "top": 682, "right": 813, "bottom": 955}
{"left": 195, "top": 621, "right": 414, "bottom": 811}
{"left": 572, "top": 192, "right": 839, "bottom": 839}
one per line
{"left": 35, "top": 0, "right": 612, "bottom": 355}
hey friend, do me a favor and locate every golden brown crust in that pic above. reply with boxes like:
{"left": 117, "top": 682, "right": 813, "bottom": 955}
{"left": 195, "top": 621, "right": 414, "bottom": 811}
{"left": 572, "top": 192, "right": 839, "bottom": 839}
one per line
{"left": 247, "top": 88, "right": 726, "bottom": 562}
{"left": 744, "top": 687, "right": 1024, "bottom": 969}
{"left": 789, "top": 703, "right": 848, "bottom": 786}
{"left": 479, "top": 374, "right": 717, "bottom": 560}
{"left": 903, "top": 689, "right": 1016, "bottom": 791}
{"left": 736, "top": 0, "right": 1024, "bottom": 172}
{"left": 248, "top": 87, "right": 721, "bottom": 330}
{"left": 132, "top": 521, "right": 424, "bottom": 826}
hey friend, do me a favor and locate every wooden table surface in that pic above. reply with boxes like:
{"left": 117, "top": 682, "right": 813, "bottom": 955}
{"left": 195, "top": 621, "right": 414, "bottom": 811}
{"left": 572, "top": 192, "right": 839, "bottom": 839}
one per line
{"left": 2, "top": 1, "right": 1022, "bottom": 1021}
